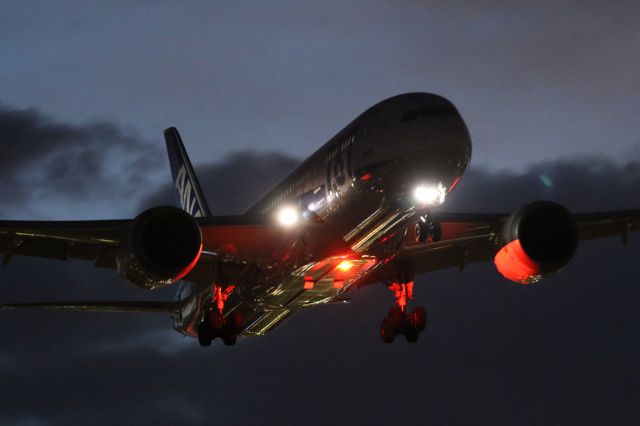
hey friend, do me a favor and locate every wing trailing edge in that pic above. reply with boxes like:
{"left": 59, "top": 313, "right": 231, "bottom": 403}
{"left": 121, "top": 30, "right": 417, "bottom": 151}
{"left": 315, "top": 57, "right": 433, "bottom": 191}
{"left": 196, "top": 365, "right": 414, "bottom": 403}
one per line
{"left": 0, "top": 301, "right": 179, "bottom": 314}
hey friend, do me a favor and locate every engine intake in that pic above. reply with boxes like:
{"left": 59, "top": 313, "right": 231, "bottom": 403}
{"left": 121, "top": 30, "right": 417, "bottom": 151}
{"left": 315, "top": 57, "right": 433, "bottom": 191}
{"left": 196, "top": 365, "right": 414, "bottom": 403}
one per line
{"left": 495, "top": 201, "right": 577, "bottom": 284}
{"left": 118, "top": 206, "right": 203, "bottom": 289}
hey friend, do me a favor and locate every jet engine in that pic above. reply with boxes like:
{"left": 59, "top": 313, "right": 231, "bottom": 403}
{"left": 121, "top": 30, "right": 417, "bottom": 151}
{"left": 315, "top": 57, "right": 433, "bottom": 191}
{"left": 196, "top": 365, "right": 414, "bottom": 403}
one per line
{"left": 494, "top": 201, "right": 577, "bottom": 284}
{"left": 118, "top": 206, "right": 203, "bottom": 289}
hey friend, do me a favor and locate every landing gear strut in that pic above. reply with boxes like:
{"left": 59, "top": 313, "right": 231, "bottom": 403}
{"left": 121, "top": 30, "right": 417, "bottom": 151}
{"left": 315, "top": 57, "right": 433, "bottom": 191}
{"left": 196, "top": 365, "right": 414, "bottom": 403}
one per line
{"left": 380, "top": 281, "right": 427, "bottom": 343}
{"left": 197, "top": 284, "right": 244, "bottom": 346}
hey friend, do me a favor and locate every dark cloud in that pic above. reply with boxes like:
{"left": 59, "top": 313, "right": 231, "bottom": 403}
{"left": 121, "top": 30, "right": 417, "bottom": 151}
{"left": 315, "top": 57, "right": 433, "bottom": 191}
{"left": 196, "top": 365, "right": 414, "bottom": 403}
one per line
{"left": 142, "top": 150, "right": 298, "bottom": 214}
{"left": 2, "top": 2, "right": 640, "bottom": 169}
{"left": 0, "top": 105, "right": 162, "bottom": 218}
{"left": 1, "top": 151, "right": 640, "bottom": 425}
{"left": 445, "top": 156, "right": 640, "bottom": 213}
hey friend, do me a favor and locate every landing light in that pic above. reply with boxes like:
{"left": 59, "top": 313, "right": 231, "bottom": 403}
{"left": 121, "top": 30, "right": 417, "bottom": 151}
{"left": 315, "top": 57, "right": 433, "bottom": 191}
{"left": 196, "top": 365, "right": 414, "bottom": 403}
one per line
{"left": 277, "top": 205, "right": 300, "bottom": 227}
{"left": 413, "top": 183, "right": 446, "bottom": 207}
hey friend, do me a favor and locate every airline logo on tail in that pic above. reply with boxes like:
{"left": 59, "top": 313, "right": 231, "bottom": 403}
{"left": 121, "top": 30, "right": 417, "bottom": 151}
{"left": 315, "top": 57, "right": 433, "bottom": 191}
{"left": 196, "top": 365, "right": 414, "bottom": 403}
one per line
{"left": 175, "top": 165, "right": 204, "bottom": 217}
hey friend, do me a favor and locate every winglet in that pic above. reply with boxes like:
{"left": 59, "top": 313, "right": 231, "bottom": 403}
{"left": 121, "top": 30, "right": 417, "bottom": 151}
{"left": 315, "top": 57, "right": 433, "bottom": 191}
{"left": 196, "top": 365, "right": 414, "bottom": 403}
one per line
{"left": 164, "top": 127, "right": 212, "bottom": 217}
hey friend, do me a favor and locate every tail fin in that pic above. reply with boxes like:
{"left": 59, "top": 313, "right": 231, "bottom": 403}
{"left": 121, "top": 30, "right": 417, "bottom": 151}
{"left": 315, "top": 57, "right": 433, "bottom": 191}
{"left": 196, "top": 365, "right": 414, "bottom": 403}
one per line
{"left": 164, "top": 127, "right": 211, "bottom": 217}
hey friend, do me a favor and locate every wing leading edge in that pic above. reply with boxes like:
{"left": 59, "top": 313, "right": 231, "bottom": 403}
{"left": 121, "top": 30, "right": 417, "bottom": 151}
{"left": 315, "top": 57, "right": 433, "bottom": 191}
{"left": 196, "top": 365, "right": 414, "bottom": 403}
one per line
{"left": 393, "top": 208, "right": 640, "bottom": 279}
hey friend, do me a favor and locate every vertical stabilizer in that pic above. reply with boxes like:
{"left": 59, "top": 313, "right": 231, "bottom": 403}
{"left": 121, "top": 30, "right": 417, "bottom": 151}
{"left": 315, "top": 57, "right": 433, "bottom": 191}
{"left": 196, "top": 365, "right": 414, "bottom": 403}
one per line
{"left": 164, "top": 127, "right": 212, "bottom": 218}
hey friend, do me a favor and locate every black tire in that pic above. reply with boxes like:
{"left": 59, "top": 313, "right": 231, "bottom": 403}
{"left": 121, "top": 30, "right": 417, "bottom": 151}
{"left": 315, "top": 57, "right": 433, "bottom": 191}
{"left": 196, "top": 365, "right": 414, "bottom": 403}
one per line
{"left": 380, "top": 318, "right": 395, "bottom": 343}
{"left": 429, "top": 222, "right": 442, "bottom": 242}
{"left": 412, "top": 306, "right": 427, "bottom": 332}
{"left": 209, "top": 310, "right": 225, "bottom": 332}
{"left": 227, "top": 309, "right": 245, "bottom": 335}
{"left": 197, "top": 323, "right": 212, "bottom": 347}
{"left": 222, "top": 333, "right": 237, "bottom": 346}
{"left": 387, "top": 307, "right": 405, "bottom": 334}
{"left": 405, "top": 326, "right": 419, "bottom": 343}
{"left": 415, "top": 222, "right": 428, "bottom": 242}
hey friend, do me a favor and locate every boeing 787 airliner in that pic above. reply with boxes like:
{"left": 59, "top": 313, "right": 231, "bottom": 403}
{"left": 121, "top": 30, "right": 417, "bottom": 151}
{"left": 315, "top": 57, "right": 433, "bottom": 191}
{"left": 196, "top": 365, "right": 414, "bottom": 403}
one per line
{"left": 1, "top": 93, "right": 638, "bottom": 345}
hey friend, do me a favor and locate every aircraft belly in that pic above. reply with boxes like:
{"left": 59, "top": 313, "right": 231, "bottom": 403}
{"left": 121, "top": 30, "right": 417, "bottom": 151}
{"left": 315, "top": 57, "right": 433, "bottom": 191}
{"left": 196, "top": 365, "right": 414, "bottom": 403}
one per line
{"left": 241, "top": 256, "right": 379, "bottom": 336}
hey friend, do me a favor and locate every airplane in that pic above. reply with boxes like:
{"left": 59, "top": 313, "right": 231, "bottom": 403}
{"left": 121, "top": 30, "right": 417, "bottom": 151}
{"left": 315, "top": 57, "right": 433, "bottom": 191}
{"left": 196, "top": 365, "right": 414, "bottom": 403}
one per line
{"left": 1, "top": 92, "right": 639, "bottom": 345}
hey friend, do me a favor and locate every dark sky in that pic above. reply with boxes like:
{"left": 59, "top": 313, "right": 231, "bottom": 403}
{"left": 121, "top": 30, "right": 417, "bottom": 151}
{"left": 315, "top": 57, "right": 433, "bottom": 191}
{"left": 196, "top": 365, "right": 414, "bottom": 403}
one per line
{"left": 1, "top": 2, "right": 640, "bottom": 425}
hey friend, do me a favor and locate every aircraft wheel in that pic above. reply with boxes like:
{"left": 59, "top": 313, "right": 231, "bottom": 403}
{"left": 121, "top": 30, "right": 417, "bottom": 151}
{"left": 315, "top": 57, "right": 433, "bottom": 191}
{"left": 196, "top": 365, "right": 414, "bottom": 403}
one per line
{"left": 387, "top": 307, "right": 404, "bottom": 334}
{"left": 380, "top": 318, "right": 396, "bottom": 343}
{"left": 405, "top": 326, "right": 419, "bottom": 343}
{"left": 412, "top": 306, "right": 427, "bottom": 332}
{"left": 415, "top": 222, "right": 428, "bottom": 242}
{"left": 429, "top": 222, "right": 442, "bottom": 242}
{"left": 416, "top": 220, "right": 442, "bottom": 242}
{"left": 227, "top": 309, "right": 245, "bottom": 335}
{"left": 209, "top": 310, "right": 225, "bottom": 332}
{"left": 222, "top": 333, "right": 238, "bottom": 346}
{"left": 197, "top": 322, "right": 213, "bottom": 347}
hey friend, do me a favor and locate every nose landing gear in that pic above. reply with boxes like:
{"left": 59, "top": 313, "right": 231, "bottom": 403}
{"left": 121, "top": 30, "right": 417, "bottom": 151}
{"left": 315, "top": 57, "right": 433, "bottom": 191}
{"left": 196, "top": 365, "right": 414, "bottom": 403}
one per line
{"left": 415, "top": 214, "right": 442, "bottom": 243}
{"left": 197, "top": 284, "right": 244, "bottom": 347}
{"left": 380, "top": 281, "right": 427, "bottom": 343}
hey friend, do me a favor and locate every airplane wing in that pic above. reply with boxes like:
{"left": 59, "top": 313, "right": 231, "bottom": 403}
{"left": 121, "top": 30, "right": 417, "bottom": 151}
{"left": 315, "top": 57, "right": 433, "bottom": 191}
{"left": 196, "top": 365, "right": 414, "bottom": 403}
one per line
{"left": 0, "top": 219, "right": 129, "bottom": 268}
{"left": 0, "top": 301, "right": 179, "bottom": 314}
{"left": 0, "top": 214, "right": 350, "bottom": 316}
{"left": 2, "top": 207, "right": 639, "bottom": 300}
{"left": 0, "top": 214, "right": 347, "bottom": 271}
{"left": 392, "top": 208, "right": 640, "bottom": 278}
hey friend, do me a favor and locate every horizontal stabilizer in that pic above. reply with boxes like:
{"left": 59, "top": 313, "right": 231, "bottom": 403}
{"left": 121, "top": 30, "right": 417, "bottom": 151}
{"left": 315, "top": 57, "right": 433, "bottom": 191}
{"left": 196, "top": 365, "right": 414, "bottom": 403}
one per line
{"left": 0, "top": 301, "right": 179, "bottom": 314}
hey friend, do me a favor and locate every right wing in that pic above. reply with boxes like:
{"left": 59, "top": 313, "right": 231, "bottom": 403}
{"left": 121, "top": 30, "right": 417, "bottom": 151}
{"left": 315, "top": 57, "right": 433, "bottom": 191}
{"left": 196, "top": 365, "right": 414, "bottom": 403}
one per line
{"left": 0, "top": 214, "right": 348, "bottom": 275}
{"left": 0, "top": 219, "right": 129, "bottom": 268}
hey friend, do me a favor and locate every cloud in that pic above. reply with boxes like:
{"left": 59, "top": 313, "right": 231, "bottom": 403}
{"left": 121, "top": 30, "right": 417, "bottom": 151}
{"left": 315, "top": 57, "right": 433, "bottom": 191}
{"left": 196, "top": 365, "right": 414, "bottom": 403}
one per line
{"left": 141, "top": 150, "right": 298, "bottom": 214}
{"left": 0, "top": 104, "right": 162, "bottom": 218}
{"left": 1, "top": 147, "right": 640, "bottom": 425}
{"left": 445, "top": 155, "right": 640, "bottom": 213}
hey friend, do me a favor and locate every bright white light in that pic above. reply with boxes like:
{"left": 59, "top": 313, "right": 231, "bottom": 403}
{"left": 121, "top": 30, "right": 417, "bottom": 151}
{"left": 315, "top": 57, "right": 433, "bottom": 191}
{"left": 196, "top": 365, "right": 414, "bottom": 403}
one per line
{"left": 413, "top": 183, "right": 446, "bottom": 206}
{"left": 336, "top": 260, "right": 354, "bottom": 272}
{"left": 277, "top": 205, "right": 299, "bottom": 227}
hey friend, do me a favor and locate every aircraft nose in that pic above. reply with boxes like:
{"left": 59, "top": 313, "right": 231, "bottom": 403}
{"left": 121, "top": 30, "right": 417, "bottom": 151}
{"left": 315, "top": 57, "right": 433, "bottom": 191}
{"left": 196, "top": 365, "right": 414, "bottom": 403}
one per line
{"left": 351, "top": 93, "right": 472, "bottom": 204}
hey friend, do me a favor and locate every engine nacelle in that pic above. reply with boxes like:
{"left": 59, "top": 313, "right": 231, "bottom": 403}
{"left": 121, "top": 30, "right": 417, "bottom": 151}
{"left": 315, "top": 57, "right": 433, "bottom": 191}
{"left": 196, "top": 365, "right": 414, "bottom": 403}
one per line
{"left": 118, "top": 206, "right": 203, "bottom": 289}
{"left": 494, "top": 201, "right": 577, "bottom": 284}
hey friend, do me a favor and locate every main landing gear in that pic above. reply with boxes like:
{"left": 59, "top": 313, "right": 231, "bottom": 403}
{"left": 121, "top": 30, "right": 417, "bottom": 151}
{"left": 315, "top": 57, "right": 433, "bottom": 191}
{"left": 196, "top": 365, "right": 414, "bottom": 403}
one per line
{"left": 197, "top": 285, "right": 244, "bottom": 346}
{"left": 380, "top": 281, "right": 427, "bottom": 343}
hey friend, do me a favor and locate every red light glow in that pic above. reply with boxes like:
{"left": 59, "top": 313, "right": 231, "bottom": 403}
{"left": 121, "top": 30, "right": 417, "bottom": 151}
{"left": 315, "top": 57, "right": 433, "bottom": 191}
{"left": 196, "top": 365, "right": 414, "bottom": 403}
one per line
{"left": 173, "top": 243, "right": 203, "bottom": 282}
{"left": 303, "top": 276, "right": 315, "bottom": 290}
{"left": 494, "top": 239, "right": 541, "bottom": 284}
{"left": 360, "top": 172, "right": 373, "bottom": 181}
{"left": 336, "top": 260, "right": 354, "bottom": 272}
{"left": 449, "top": 176, "right": 461, "bottom": 191}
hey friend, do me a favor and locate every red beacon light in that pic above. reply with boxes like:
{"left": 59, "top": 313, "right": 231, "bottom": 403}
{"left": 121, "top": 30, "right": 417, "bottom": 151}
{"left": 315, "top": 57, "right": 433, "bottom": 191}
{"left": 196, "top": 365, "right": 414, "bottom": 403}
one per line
{"left": 336, "top": 260, "right": 354, "bottom": 272}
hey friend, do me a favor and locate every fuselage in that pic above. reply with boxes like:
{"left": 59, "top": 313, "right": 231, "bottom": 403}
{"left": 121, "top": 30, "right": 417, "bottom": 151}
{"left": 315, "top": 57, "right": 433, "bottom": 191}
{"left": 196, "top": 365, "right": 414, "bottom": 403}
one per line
{"left": 175, "top": 93, "right": 472, "bottom": 337}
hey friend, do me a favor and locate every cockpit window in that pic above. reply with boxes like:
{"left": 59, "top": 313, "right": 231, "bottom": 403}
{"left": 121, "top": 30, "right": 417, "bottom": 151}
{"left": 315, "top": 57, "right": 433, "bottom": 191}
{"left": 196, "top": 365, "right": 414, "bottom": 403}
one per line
{"left": 401, "top": 105, "right": 456, "bottom": 122}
